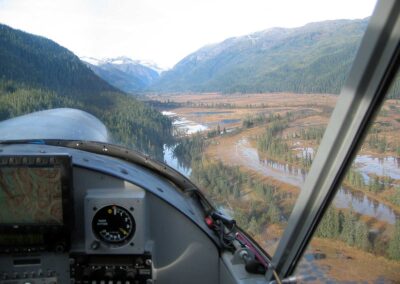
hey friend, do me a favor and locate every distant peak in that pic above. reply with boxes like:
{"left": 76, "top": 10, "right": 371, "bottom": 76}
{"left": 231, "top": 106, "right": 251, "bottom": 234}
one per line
{"left": 104, "top": 56, "right": 135, "bottom": 65}
{"left": 137, "top": 59, "right": 165, "bottom": 74}
{"left": 80, "top": 56, "right": 164, "bottom": 73}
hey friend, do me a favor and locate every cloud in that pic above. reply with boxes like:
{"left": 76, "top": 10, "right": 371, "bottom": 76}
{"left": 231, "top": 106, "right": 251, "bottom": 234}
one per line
{"left": 0, "top": 0, "right": 377, "bottom": 68}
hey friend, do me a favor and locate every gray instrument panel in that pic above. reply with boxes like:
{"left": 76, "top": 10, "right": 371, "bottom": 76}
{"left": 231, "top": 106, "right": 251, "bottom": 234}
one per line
{"left": 84, "top": 187, "right": 146, "bottom": 255}
{"left": 0, "top": 146, "right": 220, "bottom": 284}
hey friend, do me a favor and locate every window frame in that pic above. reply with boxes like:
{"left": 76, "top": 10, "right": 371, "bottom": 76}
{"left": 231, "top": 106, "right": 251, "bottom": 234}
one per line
{"left": 266, "top": 0, "right": 400, "bottom": 280}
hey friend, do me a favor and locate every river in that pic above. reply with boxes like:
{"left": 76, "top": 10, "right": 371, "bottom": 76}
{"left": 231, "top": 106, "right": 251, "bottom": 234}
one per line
{"left": 235, "top": 138, "right": 399, "bottom": 224}
{"left": 161, "top": 110, "right": 400, "bottom": 282}
{"left": 163, "top": 112, "right": 399, "bottom": 225}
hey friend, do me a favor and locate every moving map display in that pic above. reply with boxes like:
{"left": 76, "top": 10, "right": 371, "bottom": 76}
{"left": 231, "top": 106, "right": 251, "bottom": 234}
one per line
{"left": 0, "top": 167, "right": 63, "bottom": 225}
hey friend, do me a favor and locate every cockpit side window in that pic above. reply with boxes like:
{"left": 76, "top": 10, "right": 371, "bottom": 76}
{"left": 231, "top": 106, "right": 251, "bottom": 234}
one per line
{"left": 294, "top": 68, "right": 400, "bottom": 283}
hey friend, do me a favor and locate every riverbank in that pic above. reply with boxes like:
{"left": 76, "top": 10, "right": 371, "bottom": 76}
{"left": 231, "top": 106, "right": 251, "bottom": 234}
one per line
{"left": 159, "top": 92, "right": 400, "bottom": 282}
{"left": 206, "top": 125, "right": 400, "bottom": 222}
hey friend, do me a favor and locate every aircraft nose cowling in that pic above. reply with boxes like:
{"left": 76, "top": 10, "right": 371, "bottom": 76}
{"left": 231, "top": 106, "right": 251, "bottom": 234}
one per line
{"left": 0, "top": 108, "right": 110, "bottom": 142}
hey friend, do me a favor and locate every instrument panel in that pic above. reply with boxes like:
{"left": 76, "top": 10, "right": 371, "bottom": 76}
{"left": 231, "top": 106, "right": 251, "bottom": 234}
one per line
{"left": 0, "top": 155, "right": 152, "bottom": 284}
{"left": 0, "top": 150, "right": 220, "bottom": 284}
{"left": 84, "top": 187, "right": 146, "bottom": 255}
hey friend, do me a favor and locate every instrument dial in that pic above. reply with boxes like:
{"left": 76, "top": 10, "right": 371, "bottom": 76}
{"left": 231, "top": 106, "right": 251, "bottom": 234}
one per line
{"left": 92, "top": 205, "right": 135, "bottom": 245}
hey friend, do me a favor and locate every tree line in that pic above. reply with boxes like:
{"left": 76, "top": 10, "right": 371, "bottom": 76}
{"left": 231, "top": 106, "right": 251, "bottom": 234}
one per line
{"left": 190, "top": 158, "right": 286, "bottom": 236}
{"left": 170, "top": 127, "right": 400, "bottom": 261}
{"left": 172, "top": 133, "right": 205, "bottom": 169}
{"left": 256, "top": 113, "right": 313, "bottom": 168}
{"left": 0, "top": 81, "right": 173, "bottom": 160}
{"left": 316, "top": 206, "right": 400, "bottom": 260}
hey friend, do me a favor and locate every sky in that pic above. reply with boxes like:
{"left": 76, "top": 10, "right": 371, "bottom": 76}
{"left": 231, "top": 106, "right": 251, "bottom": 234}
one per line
{"left": 0, "top": 0, "right": 377, "bottom": 69}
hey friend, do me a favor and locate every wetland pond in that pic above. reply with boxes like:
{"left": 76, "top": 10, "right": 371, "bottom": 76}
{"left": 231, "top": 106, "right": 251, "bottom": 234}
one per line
{"left": 161, "top": 107, "right": 400, "bottom": 282}
{"left": 162, "top": 111, "right": 399, "bottom": 225}
{"left": 233, "top": 138, "right": 399, "bottom": 224}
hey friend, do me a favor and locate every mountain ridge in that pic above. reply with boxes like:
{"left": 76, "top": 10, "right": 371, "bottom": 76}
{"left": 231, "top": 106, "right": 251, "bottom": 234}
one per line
{"left": 81, "top": 56, "right": 161, "bottom": 94}
{"left": 0, "top": 23, "right": 119, "bottom": 99}
{"left": 151, "top": 18, "right": 369, "bottom": 94}
{"left": 0, "top": 23, "right": 173, "bottom": 159}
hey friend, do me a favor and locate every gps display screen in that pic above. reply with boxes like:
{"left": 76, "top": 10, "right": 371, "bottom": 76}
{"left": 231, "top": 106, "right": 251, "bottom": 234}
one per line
{"left": 0, "top": 167, "right": 63, "bottom": 225}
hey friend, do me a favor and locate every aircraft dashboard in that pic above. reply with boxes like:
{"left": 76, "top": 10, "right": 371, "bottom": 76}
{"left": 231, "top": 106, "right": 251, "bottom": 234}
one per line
{"left": 0, "top": 144, "right": 237, "bottom": 284}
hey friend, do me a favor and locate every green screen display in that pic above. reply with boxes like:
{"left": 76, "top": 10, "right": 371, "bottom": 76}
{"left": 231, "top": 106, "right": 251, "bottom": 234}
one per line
{"left": 0, "top": 167, "right": 63, "bottom": 225}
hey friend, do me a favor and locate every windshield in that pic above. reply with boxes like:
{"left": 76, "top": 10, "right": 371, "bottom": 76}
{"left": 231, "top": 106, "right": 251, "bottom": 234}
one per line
{"left": 2, "top": 0, "right": 399, "bottom": 282}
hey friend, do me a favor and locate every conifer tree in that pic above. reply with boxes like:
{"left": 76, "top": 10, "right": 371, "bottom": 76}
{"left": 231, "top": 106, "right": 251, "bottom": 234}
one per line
{"left": 388, "top": 220, "right": 400, "bottom": 260}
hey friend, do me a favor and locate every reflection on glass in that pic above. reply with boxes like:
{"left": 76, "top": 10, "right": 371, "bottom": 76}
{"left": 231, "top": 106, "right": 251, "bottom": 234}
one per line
{"left": 294, "top": 75, "right": 400, "bottom": 282}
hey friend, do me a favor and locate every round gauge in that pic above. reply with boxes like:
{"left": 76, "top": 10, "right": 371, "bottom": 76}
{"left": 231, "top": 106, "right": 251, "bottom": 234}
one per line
{"left": 92, "top": 205, "right": 135, "bottom": 245}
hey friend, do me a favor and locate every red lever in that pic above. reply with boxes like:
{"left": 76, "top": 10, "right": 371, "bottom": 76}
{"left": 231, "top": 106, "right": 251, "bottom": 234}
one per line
{"left": 205, "top": 216, "right": 214, "bottom": 228}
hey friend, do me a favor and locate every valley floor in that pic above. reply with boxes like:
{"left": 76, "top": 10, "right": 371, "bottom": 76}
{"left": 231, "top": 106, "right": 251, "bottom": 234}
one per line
{"left": 151, "top": 92, "right": 400, "bottom": 282}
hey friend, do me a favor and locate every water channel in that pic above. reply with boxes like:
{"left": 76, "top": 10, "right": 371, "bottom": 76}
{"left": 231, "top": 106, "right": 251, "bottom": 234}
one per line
{"left": 236, "top": 138, "right": 399, "bottom": 224}
{"left": 163, "top": 113, "right": 399, "bottom": 225}
{"left": 161, "top": 111, "right": 399, "bottom": 282}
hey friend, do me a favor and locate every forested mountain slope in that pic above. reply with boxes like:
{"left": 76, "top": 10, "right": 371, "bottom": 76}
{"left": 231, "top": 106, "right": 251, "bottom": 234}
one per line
{"left": 0, "top": 24, "right": 172, "bottom": 159}
{"left": 0, "top": 24, "right": 119, "bottom": 98}
{"left": 152, "top": 18, "right": 369, "bottom": 94}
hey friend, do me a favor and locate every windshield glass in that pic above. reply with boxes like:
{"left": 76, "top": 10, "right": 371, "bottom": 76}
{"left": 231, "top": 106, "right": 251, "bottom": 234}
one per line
{"left": 294, "top": 68, "right": 400, "bottom": 283}
{"left": 2, "top": 0, "right": 398, "bottom": 281}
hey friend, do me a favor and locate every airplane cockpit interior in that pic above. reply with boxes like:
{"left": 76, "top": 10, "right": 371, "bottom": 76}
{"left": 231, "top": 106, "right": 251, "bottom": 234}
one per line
{"left": 0, "top": 0, "right": 399, "bottom": 283}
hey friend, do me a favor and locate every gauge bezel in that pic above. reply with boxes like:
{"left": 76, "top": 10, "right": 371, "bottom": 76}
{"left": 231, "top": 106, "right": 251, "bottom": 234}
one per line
{"left": 91, "top": 205, "right": 136, "bottom": 246}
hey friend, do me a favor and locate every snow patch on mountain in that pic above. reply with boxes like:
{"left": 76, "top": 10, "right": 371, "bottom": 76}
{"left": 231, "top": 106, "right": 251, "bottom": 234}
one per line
{"left": 81, "top": 56, "right": 164, "bottom": 74}
{"left": 80, "top": 56, "right": 102, "bottom": 66}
